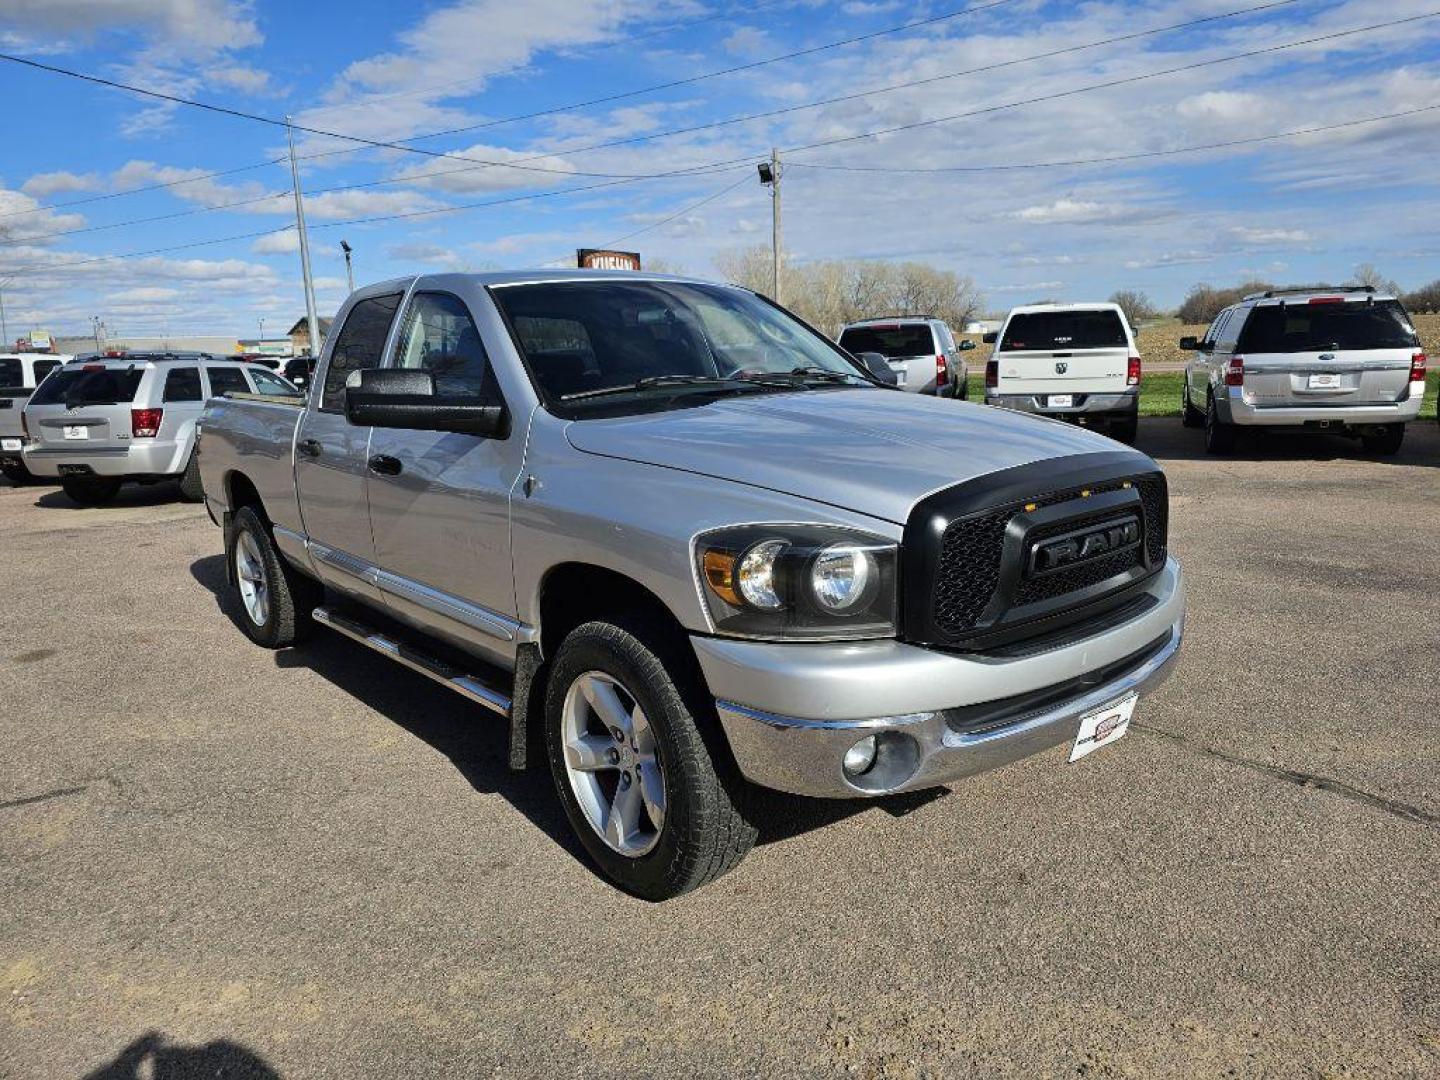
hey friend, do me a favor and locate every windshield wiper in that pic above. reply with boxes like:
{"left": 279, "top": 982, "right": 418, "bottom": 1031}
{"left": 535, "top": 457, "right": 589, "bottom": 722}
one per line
{"left": 561, "top": 374, "right": 761, "bottom": 402}
{"left": 787, "top": 365, "right": 869, "bottom": 384}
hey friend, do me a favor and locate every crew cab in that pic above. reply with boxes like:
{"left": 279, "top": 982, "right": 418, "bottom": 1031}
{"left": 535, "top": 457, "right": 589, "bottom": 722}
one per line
{"left": 198, "top": 271, "right": 1185, "bottom": 899}
{"left": 1, "top": 353, "right": 70, "bottom": 483}
{"left": 983, "top": 303, "right": 1142, "bottom": 443}
{"left": 22, "top": 352, "right": 300, "bottom": 505}
{"left": 1181, "top": 286, "right": 1426, "bottom": 455}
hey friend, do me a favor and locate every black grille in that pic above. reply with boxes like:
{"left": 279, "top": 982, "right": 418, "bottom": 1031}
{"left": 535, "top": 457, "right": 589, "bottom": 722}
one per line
{"left": 911, "top": 461, "right": 1169, "bottom": 648}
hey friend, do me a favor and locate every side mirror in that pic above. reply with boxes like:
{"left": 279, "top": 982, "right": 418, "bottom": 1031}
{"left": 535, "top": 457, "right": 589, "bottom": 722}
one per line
{"left": 958, "top": 339, "right": 976, "bottom": 351}
{"left": 344, "top": 368, "right": 508, "bottom": 438}
{"left": 855, "top": 352, "right": 899, "bottom": 386}
{"left": 982, "top": 332, "right": 998, "bottom": 345}
{"left": 1178, "top": 336, "right": 1200, "bottom": 351}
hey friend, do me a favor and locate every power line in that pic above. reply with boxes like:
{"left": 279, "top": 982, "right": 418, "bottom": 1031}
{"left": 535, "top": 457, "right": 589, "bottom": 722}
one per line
{"left": 0, "top": 190, "right": 293, "bottom": 246}
{"left": 599, "top": 172, "right": 754, "bottom": 248}
{"left": 784, "top": 9, "right": 1440, "bottom": 155}
{"left": 0, "top": 157, "right": 286, "bottom": 220}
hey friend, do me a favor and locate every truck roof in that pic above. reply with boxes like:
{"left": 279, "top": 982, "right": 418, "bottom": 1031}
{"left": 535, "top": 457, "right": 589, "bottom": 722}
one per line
{"left": 1242, "top": 286, "right": 1398, "bottom": 306}
{"left": 1005, "top": 303, "right": 1125, "bottom": 316}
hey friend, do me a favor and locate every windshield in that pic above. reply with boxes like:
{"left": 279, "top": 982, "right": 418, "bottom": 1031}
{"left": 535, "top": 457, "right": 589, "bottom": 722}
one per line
{"left": 1237, "top": 300, "right": 1418, "bottom": 353}
{"left": 0, "top": 358, "right": 21, "bottom": 388}
{"left": 29, "top": 367, "right": 145, "bottom": 407}
{"left": 492, "top": 280, "right": 871, "bottom": 415}
{"left": 1001, "top": 310, "right": 1127, "bottom": 351}
{"left": 838, "top": 325, "right": 935, "bottom": 358}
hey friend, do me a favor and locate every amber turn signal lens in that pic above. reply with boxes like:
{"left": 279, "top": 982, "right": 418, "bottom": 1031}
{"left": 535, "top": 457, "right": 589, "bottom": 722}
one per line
{"left": 702, "top": 550, "right": 742, "bottom": 607}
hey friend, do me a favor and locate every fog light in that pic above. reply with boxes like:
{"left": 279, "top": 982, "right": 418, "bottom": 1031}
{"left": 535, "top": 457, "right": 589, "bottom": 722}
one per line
{"left": 843, "top": 735, "right": 878, "bottom": 777}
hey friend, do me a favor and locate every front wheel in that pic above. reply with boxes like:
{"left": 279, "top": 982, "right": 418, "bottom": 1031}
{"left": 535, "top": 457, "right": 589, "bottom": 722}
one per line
{"left": 1360, "top": 423, "right": 1404, "bottom": 456}
{"left": 225, "top": 506, "right": 318, "bottom": 648}
{"left": 61, "top": 476, "right": 122, "bottom": 506}
{"left": 545, "top": 616, "right": 757, "bottom": 900}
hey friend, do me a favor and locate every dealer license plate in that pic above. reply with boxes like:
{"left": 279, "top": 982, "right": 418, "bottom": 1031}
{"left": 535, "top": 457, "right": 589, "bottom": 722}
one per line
{"left": 1048, "top": 394, "right": 1074, "bottom": 408}
{"left": 63, "top": 425, "right": 88, "bottom": 440}
{"left": 0, "top": 437, "right": 20, "bottom": 451}
{"left": 1069, "top": 693, "right": 1138, "bottom": 763}
{"left": 1308, "top": 373, "right": 1342, "bottom": 389}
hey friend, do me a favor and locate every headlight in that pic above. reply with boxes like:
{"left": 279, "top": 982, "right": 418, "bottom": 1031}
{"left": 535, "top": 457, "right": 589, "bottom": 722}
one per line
{"left": 696, "top": 525, "right": 898, "bottom": 640}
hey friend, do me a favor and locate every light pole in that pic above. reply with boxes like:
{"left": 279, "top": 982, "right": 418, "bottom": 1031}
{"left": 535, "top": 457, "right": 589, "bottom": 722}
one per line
{"left": 340, "top": 240, "right": 354, "bottom": 294}
{"left": 757, "top": 149, "right": 782, "bottom": 304}
{"left": 0, "top": 276, "right": 10, "bottom": 349}
{"left": 91, "top": 316, "right": 102, "bottom": 354}
{"left": 258, "top": 316, "right": 266, "bottom": 347}
{"left": 286, "top": 116, "right": 321, "bottom": 358}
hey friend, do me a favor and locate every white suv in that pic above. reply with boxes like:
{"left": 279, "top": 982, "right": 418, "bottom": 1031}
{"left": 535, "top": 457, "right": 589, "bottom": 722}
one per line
{"left": 22, "top": 352, "right": 301, "bottom": 505}
{"left": 836, "top": 317, "right": 973, "bottom": 397}
{"left": 1181, "top": 286, "right": 1426, "bottom": 455}
{"left": 983, "top": 303, "right": 1141, "bottom": 444}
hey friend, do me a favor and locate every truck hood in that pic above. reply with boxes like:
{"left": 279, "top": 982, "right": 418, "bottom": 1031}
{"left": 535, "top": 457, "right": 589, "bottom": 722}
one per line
{"left": 564, "top": 389, "right": 1126, "bottom": 525}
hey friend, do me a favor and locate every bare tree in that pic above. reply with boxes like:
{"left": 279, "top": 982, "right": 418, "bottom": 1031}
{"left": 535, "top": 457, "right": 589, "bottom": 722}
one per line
{"left": 1352, "top": 263, "right": 1402, "bottom": 295}
{"left": 1109, "top": 289, "right": 1158, "bottom": 327}
{"left": 1404, "top": 279, "right": 1440, "bottom": 313}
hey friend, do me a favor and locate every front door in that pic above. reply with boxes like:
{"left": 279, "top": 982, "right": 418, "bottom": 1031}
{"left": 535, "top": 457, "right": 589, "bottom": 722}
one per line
{"left": 365, "top": 290, "right": 524, "bottom": 666}
{"left": 294, "top": 291, "right": 403, "bottom": 600}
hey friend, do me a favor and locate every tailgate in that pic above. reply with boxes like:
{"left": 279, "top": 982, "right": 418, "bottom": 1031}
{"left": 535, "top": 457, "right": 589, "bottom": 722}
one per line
{"left": 25, "top": 366, "right": 148, "bottom": 449}
{"left": 0, "top": 391, "right": 28, "bottom": 445}
{"left": 1243, "top": 350, "right": 1414, "bottom": 407}
{"left": 996, "top": 347, "right": 1130, "bottom": 395}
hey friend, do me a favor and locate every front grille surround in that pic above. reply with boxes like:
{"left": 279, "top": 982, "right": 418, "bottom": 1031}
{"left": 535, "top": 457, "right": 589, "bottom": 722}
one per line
{"left": 901, "top": 451, "right": 1168, "bottom": 651}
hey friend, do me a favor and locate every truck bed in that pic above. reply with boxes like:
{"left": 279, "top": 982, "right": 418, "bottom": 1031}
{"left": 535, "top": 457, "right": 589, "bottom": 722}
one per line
{"left": 198, "top": 394, "right": 307, "bottom": 536}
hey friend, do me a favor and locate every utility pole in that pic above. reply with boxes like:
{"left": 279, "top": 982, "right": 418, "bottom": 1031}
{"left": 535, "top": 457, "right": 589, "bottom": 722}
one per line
{"left": 258, "top": 316, "right": 266, "bottom": 346}
{"left": 286, "top": 117, "right": 321, "bottom": 358}
{"left": 91, "top": 316, "right": 102, "bottom": 353}
{"left": 341, "top": 239, "right": 354, "bottom": 293}
{"left": 0, "top": 277, "right": 9, "bottom": 348}
{"left": 769, "top": 148, "right": 782, "bottom": 304}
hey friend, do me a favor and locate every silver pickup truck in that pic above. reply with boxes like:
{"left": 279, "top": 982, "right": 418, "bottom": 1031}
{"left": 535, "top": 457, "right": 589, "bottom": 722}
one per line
{"left": 198, "top": 271, "right": 1185, "bottom": 899}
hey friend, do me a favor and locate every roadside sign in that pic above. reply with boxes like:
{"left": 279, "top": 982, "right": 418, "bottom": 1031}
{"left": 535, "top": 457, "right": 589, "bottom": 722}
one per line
{"left": 577, "top": 249, "right": 641, "bottom": 271}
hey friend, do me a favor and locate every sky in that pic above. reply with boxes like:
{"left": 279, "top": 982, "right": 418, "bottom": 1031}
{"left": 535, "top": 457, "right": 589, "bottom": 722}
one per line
{"left": 0, "top": 0, "right": 1438, "bottom": 339}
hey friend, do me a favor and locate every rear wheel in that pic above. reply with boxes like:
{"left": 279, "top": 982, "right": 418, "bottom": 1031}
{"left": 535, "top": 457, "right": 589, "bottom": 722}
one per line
{"left": 1, "top": 460, "right": 31, "bottom": 485}
{"left": 1204, "top": 392, "right": 1236, "bottom": 455}
{"left": 1360, "top": 423, "right": 1404, "bottom": 456}
{"left": 545, "top": 615, "right": 757, "bottom": 900}
{"left": 178, "top": 450, "right": 204, "bottom": 502}
{"left": 959, "top": 376, "right": 970, "bottom": 401}
{"left": 225, "top": 506, "right": 318, "bottom": 648}
{"left": 61, "top": 476, "right": 122, "bottom": 506}
{"left": 1182, "top": 379, "right": 1204, "bottom": 428}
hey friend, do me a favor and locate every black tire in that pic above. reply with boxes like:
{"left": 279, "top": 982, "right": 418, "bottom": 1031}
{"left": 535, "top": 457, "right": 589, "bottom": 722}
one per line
{"left": 1110, "top": 417, "right": 1138, "bottom": 445}
{"left": 959, "top": 376, "right": 970, "bottom": 401}
{"left": 178, "top": 449, "right": 205, "bottom": 502}
{"left": 1204, "top": 391, "right": 1236, "bottom": 455}
{"left": 1360, "top": 423, "right": 1404, "bottom": 456}
{"left": 224, "top": 505, "right": 319, "bottom": 648}
{"left": 61, "top": 476, "right": 122, "bottom": 506}
{"left": 1182, "top": 380, "right": 1204, "bottom": 428}
{"left": 545, "top": 614, "right": 757, "bottom": 900}
{"left": 1, "top": 460, "right": 31, "bottom": 485}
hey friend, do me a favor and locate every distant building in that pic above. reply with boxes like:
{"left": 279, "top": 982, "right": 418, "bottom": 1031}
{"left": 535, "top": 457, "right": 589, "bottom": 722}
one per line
{"left": 287, "top": 316, "right": 333, "bottom": 357}
{"left": 238, "top": 338, "right": 295, "bottom": 358}
{"left": 52, "top": 334, "right": 244, "bottom": 356}
{"left": 964, "top": 319, "right": 1003, "bottom": 336}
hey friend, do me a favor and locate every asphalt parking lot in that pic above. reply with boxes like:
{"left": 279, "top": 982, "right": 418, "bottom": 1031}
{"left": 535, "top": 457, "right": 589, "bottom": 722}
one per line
{"left": 2, "top": 418, "right": 1438, "bottom": 1079}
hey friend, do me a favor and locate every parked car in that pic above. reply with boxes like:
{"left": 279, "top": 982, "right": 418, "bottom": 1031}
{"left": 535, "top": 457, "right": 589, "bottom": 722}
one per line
{"left": 983, "top": 303, "right": 1141, "bottom": 444}
{"left": 22, "top": 351, "right": 301, "bottom": 506}
{"left": 1, "top": 352, "right": 71, "bottom": 483}
{"left": 198, "top": 271, "right": 1184, "bottom": 899}
{"left": 836, "top": 317, "right": 972, "bottom": 397}
{"left": 1180, "top": 286, "right": 1426, "bottom": 455}
{"left": 283, "top": 353, "right": 317, "bottom": 390}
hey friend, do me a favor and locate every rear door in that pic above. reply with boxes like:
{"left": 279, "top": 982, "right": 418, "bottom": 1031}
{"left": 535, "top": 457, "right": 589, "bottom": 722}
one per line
{"left": 24, "top": 363, "right": 149, "bottom": 451}
{"left": 294, "top": 291, "right": 404, "bottom": 599}
{"left": 995, "top": 310, "right": 1130, "bottom": 396}
{"left": 1236, "top": 298, "right": 1418, "bottom": 408}
{"left": 837, "top": 323, "right": 938, "bottom": 391}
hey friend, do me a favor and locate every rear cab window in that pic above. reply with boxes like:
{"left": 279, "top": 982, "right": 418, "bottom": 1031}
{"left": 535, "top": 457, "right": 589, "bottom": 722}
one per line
{"left": 1237, "top": 299, "right": 1418, "bottom": 353}
{"left": 838, "top": 324, "right": 937, "bottom": 358}
{"left": 29, "top": 365, "right": 146, "bottom": 406}
{"left": 1001, "top": 310, "right": 1127, "bottom": 351}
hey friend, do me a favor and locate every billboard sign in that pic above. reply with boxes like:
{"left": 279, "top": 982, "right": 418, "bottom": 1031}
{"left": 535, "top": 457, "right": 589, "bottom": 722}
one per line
{"left": 577, "top": 248, "right": 641, "bottom": 271}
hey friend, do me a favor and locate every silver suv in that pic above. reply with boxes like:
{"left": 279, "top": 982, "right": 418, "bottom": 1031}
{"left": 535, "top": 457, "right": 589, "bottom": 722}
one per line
{"left": 22, "top": 352, "right": 300, "bottom": 505}
{"left": 837, "top": 317, "right": 973, "bottom": 396}
{"left": 1181, "top": 286, "right": 1427, "bottom": 455}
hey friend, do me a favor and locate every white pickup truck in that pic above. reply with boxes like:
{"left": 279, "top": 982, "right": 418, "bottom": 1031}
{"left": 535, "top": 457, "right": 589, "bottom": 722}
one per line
{"left": 0, "top": 353, "right": 69, "bottom": 483}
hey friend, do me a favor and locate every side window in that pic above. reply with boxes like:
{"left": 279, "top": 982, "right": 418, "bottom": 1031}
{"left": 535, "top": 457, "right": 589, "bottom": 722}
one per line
{"left": 390, "top": 291, "right": 497, "bottom": 398}
{"left": 324, "top": 293, "right": 403, "bottom": 411}
{"left": 206, "top": 367, "right": 249, "bottom": 397}
{"left": 163, "top": 367, "right": 203, "bottom": 402}
{"left": 248, "top": 368, "right": 301, "bottom": 397}
{"left": 1215, "top": 309, "right": 1243, "bottom": 352}
{"left": 32, "top": 359, "right": 62, "bottom": 383}
{"left": 1203, "top": 311, "right": 1228, "bottom": 349}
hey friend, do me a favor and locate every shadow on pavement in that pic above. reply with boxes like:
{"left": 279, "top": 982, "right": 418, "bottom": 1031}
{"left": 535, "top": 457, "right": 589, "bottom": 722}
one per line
{"left": 188, "top": 553, "right": 935, "bottom": 865}
{"left": 83, "top": 1031, "right": 280, "bottom": 1079}
{"left": 34, "top": 480, "right": 186, "bottom": 510}
{"left": 1135, "top": 414, "right": 1440, "bottom": 466}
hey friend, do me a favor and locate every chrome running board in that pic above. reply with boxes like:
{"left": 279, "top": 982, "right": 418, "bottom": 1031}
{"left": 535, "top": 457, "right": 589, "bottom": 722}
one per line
{"left": 312, "top": 606, "right": 512, "bottom": 717}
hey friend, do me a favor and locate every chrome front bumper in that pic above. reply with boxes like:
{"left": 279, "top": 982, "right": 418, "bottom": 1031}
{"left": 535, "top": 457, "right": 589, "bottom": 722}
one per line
{"left": 698, "top": 558, "right": 1185, "bottom": 798}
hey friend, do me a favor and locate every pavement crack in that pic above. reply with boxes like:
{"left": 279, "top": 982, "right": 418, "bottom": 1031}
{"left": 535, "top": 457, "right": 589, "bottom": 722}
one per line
{"left": 1135, "top": 722, "right": 1440, "bottom": 833}
{"left": 0, "top": 785, "right": 89, "bottom": 810}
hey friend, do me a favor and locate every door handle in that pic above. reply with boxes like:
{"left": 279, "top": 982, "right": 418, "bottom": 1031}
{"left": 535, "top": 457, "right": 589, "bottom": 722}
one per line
{"left": 368, "top": 454, "right": 403, "bottom": 476}
{"left": 297, "top": 438, "right": 322, "bottom": 458}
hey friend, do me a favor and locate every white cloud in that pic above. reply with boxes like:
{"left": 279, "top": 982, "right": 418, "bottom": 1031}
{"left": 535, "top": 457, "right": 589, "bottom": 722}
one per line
{"left": 21, "top": 170, "right": 102, "bottom": 198}
{"left": 206, "top": 65, "right": 272, "bottom": 94}
{"left": 1011, "top": 199, "right": 1128, "bottom": 225}
{"left": 251, "top": 231, "right": 299, "bottom": 255}
{"left": 1176, "top": 91, "right": 1269, "bottom": 124}
{"left": 303, "top": 188, "right": 446, "bottom": 221}
{"left": 0, "top": 0, "right": 261, "bottom": 50}
{"left": 394, "top": 144, "right": 579, "bottom": 194}
{"left": 108, "top": 287, "right": 181, "bottom": 303}
{"left": 0, "top": 186, "right": 87, "bottom": 242}
{"left": 1229, "top": 227, "right": 1314, "bottom": 246}
{"left": 723, "top": 27, "right": 770, "bottom": 57}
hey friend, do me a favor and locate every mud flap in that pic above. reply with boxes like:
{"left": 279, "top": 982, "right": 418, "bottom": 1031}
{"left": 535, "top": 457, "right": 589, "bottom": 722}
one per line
{"left": 507, "top": 642, "right": 547, "bottom": 771}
